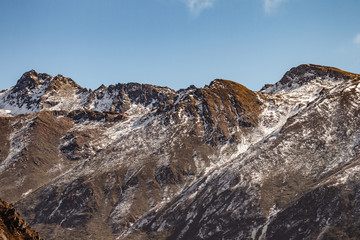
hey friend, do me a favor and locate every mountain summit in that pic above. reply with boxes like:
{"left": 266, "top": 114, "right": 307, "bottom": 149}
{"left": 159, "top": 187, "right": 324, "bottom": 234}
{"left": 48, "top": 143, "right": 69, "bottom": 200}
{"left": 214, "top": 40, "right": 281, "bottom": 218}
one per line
{"left": 0, "top": 64, "right": 360, "bottom": 239}
{"left": 262, "top": 64, "right": 359, "bottom": 94}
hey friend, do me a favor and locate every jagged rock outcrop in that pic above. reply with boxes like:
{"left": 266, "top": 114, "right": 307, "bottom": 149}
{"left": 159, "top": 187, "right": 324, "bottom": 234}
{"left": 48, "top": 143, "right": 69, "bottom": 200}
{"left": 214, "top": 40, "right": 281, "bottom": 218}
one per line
{"left": 0, "top": 64, "right": 360, "bottom": 240}
{"left": 88, "top": 82, "right": 176, "bottom": 112}
{"left": 0, "top": 198, "right": 42, "bottom": 240}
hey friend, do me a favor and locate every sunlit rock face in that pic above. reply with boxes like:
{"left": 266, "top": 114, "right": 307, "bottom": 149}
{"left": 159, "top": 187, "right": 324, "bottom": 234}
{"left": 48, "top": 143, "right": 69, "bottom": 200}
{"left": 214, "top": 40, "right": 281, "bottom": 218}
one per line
{"left": 0, "top": 198, "right": 43, "bottom": 240}
{"left": 0, "top": 64, "right": 360, "bottom": 240}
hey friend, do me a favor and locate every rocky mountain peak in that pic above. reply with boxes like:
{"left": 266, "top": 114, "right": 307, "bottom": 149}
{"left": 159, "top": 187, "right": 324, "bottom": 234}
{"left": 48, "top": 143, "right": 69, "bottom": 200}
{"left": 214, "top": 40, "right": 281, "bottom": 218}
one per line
{"left": 205, "top": 79, "right": 261, "bottom": 113}
{"left": 13, "top": 70, "right": 84, "bottom": 94}
{"left": 95, "top": 84, "right": 107, "bottom": 91}
{"left": 208, "top": 78, "right": 228, "bottom": 87}
{"left": 13, "top": 70, "right": 46, "bottom": 93}
{"left": 281, "top": 64, "right": 359, "bottom": 83}
{"left": 0, "top": 70, "right": 91, "bottom": 115}
{"left": 261, "top": 64, "right": 360, "bottom": 94}
{"left": 47, "top": 74, "right": 85, "bottom": 93}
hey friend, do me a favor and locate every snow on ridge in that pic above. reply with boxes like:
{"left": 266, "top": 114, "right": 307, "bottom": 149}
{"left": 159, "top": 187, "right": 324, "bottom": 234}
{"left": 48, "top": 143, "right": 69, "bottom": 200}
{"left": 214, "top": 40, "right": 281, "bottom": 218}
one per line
{"left": 258, "top": 77, "right": 344, "bottom": 136}
{"left": 0, "top": 72, "right": 93, "bottom": 115}
{"left": 262, "top": 74, "right": 346, "bottom": 95}
{"left": 0, "top": 81, "right": 176, "bottom": 115}
{"left": 0, "top": 89, "right": 40, "bottom": 115}
{"left": 0, "top": 77, "right": 51, "bottom": 115}
{"left": 88, "top": 90, "right": 117, "bottom": 112}
{"left": 43, "top": 87, "right": 91, "bottom": 112}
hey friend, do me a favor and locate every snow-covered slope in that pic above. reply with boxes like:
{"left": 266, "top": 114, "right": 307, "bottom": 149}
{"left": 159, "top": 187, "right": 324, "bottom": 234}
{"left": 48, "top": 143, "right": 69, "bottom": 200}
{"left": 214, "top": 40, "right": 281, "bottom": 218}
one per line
{"left": 0, "top": 64, "right": 360, "bottom": 240}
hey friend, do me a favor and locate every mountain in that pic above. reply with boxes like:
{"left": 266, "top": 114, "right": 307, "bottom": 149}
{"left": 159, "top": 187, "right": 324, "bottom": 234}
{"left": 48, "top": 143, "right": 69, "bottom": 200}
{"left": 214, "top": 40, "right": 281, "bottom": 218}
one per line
{"left": 0, "top": 64, "right": 359, "bottom": 239}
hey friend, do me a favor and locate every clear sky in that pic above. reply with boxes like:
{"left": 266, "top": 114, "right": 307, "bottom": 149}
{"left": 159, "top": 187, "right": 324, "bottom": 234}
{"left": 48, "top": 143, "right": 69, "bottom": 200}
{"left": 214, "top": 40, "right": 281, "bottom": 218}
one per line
{"left": 1, "top": 0, "right": 359, "bottom": 91}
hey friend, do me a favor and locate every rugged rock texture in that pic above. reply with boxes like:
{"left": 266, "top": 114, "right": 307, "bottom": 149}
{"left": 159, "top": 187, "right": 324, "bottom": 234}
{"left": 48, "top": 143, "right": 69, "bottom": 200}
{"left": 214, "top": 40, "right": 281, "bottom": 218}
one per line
{"left": 0, "top": 198, "right": 42, "bottom": 240}
{"left": 0, "top": 64, "right": 360, "bottom": 239}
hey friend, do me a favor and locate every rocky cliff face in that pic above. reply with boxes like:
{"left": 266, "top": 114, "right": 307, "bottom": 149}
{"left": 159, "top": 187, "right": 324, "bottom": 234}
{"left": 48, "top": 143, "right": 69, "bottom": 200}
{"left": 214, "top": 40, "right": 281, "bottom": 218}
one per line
{"left": 0, "top": 198, "right": 43, "bottom": 240}
{"left": 0, "top": 64, "right": 359, "bottom": 239}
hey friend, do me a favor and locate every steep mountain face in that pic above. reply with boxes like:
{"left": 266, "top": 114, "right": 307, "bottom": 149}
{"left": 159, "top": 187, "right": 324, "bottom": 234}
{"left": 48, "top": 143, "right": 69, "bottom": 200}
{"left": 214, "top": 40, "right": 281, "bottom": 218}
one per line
{"left": 0, "top": 198, "right": 43, "bottom": 240}
{"left": 123, "top": 67, "right": 360, "bottom": 239}
{"left": 0, "top": 64, "right": 360, "bottom": 240}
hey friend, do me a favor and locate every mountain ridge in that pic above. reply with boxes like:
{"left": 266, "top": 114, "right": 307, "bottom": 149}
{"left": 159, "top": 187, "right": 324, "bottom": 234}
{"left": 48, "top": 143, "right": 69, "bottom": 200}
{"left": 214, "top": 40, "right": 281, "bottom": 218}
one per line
{"left": 0, "top": 64, "right": 360, "bottom": 239}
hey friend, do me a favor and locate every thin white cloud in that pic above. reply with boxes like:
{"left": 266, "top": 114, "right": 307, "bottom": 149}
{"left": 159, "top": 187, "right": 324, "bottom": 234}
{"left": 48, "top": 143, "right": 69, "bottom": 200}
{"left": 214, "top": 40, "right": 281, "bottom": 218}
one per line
{"left": 182, "top": 0, "right": 286, "bottom": 16}
{"left": 263, "top": 0, "right": 287, "bottom": 13}
{"left": 183, "top": 0, "right": 215, "bottom": 15}
{"left": 353, "top": 33, "right": 360, "bottom": 45}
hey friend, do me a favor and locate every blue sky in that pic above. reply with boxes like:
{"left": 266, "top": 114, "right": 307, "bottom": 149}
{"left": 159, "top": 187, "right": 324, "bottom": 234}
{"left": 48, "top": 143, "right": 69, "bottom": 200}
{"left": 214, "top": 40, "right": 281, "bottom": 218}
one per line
{"left": 1, "top": 0, "right": 359, "bottom": 91}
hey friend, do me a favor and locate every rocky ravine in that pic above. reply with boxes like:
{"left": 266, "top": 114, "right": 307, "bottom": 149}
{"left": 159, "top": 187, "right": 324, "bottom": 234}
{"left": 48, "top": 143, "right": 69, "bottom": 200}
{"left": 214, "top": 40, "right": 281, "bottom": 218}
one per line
{"left": 0, "top": 64, "right": 359, "bottom": 239}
